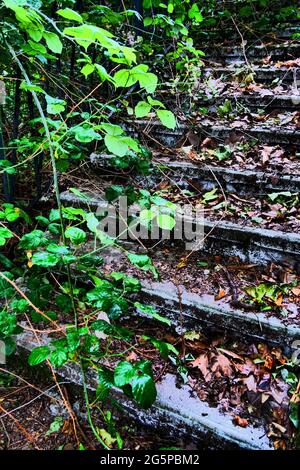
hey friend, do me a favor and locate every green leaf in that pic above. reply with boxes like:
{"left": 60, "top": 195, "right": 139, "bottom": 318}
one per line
{"left": 50, "top": 349, "right": 68, "bottom": 368}
{"left": 114, "top": 69, "right": 136, "bottom": 88}
{"left": 74, "top": 126, "right": 101, "bottom": 143}
{"left": 28, "top": 346, "right": 51, "bottom": 366}
{"left": 46, "top": 416, "right": 64, "bottom": 436}
{"left": 268, "top": 191, "right": 292, "bottom": 202}
{"left": 19, "top": 230, "right": 47, "bottom": 249}
{"left": 188, "top": 4, "right": 203, "bottom": 23}
{"left": 127, "top": 253, "right": 158, "bottom": 278}
{"left": 0, "top": 227, "right": 13, "bottom": 247}
{"left": 114, "top": 361, "right": 135, "bottom": 387}
{"left": 56, "top": 8, "right": 83, "bottom": 23}
{"left": 81, "top": 63, "right": 95, "bottom": 78}
{"left": 143, "top": 336, "right": 179, "bottom": 359}
{"left": 156, "top": 214, "right": 175, "bottom": 230}
{"left": 43, "top": 32, "right": 63, "bottom": 54}
{"left": 65, "top": 227, "right": 86, "bottom": 245}
{"left": 45, "top": 95, "right": 66, "bottom": 115}
{"left": 134, "top": 302, "right": 171, "bottom": 326}
{"left": 0, "top": 310, "right": 17, "bottom": 337}
{"left": 135, "top": 101, "right": 151, "bottom": 118}
{"left": 132, "top": 374, "right": 157, "bottom": 408}
{"left": 156, "top": 110, "right": 176, "bottom": 130}
{"left": 104, "top": 135, "right": 139, "bottom": 157}
{"left": 31, "top": 252, "right": 61, "bottom": 268}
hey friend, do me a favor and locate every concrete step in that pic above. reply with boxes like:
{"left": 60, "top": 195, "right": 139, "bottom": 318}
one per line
{"left": 202, "top": 66, "right": 300, "bottom": 84}
{"left": 127, "top": 120, "right": 300, "bottom": 148}
{"left": 90, "top": 153, "right": 300, "bottom": 195}
{"left": 60, "top": 190, "right": 300, "bottom": 265}
{"left": 15, "top": 331, "right": 273, "bottom": 450}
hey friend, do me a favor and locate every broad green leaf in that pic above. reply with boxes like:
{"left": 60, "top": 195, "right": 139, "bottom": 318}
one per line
{"left": 132, "top": 374, "right": 157, "bottom": 408}
{"left": 31, "top": 252, "right": 60, "bottom": 268}
{"left": 65, "top": 227, "right": 86, "bottom": 245}
{"left": 0, "top": 227, "right": 13, "bottom": 247}
{"left": 127, "top": 253, "right": 158, "bottom": 278}
{"left": 134, "top": 302, "right": 171, "bottom": 326}
{"left": 43, "top": 32, "right": 63, "bottom": 54}
{"left": 0, "top": 310, "right": 17, "bottom": 337}
{"left": 45, "top": 95, "right": 66, "bottom": 115}
{"left": 114, "top": 361, "right": 135, "bottom": 387}
{"left": 135, "top": 101, "right": 151, "bottom": 118}
{"left": 156, "top": 110, "right": 176, "bottom": 130}
{"left": 81, "top": 63, "right": 95, "bottom": 78}
{"left": 19, "top": 230, "right": 47, "bottom": 249}
{"left": 57, "top": 8, "right": 83, "bottom": 23}
{"left": 50, "top": 348, "right": 68, "bottom": 368}
{"left": 28, "top": 345, "right": 51, "bottom": 366}
{"left": 74, "top": 126, "right": 101, "bottom": 143}
{"left": 156, "top": 213, "right": 176, "bottom": 230}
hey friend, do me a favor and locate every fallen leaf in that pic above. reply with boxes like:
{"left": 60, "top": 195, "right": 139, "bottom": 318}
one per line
{"left": 233, "top": 415, "right": 248, "bottom": 428}
{"left": 292, "top": 287, "right": 300, "bottom": 297}
{"left": 243, "top": 375, "right": 257, "bottom": 393}
{"left": 264, "top": 354, "right": 275, "bottom": 370}
{"left": 215, "top": 287, "right": 226, "bottom": 301}
{"left": 191, "top": 354, "right": 212, "bottom": 382}
{"left": 211, "top": 352, "right": 233, "bottom": 378}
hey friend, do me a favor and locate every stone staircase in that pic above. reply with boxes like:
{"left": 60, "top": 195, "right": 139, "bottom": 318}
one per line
{"left": 49, "top": 5, "right": 300, "bottom": 449}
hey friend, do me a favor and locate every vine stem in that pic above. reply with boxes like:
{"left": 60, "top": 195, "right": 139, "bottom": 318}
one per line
{"left": 7, "top": 43, "right": 78, "bottom": 327}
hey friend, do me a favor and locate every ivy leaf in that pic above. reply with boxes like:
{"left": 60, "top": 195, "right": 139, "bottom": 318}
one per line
{"left": 28, "top": 346, "right": 51, "bottom": 366}
{"left": 132, "top": 374, "right": 157, "bottom": 408}
{"left": 135, "top": 101, "right": 151, "bottom": 118}
{"left": 43, "top": 32, "right": 63, "bottom": 54}
{"left": 114, "top": 361, "right": 135, "bottom": 387}
{"left": 156, "top": 110, "right": 176, "bottom": 130}
{"left": 65, "top": 227, "right": 86, "bottom": 245}
{"left": 56, "top": 8, "right": 83, "bottom": 23}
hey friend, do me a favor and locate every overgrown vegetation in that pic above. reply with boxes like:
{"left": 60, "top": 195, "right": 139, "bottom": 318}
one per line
{"left": 0, "top": 0, "right": 299, "bottom": 451}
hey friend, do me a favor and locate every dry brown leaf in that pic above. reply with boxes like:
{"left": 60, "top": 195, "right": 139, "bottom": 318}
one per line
{"left": 217, "top": 348, "right": 244, "bottom": 361}
{"left": 191, "top": 354, "right": 212, "bottom": 382}
{"left": 292, "top": 287, "right": 300, "bottom": 297}
{"left": 211, "top": 352, "right": 233, "bottom": 378}
{"left": 233, "top": 415, "right": 248, "bottom": 428}
{"left": 215, "top": 288, "right": 226, "bottom": 301}
{"left": 243, "top": 374, "right": 257, "bottom": 393}
{"left": 234, "top": 358, "right": 256, "bottom": 376}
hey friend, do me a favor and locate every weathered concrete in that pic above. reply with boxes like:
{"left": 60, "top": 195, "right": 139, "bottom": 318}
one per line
{"left": 90, "top": 154, "right": 300, "bottom": 194}
{"left": 60, "top": 190, "right": 300, "bottom": 265}
{"left": 140, "top": 280, "right": 300, "bottom": 348}
{"left": 196, "top": 93, "right": 300, "bottom": 110}
{"left": 15, "top": 330, "right": 273, "bottom": 450}
{"left": 126, "top": 120, "right": 300, "bottom": 147}
{"left": 203, "top": 66, "right": 300, "bottom": 84}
